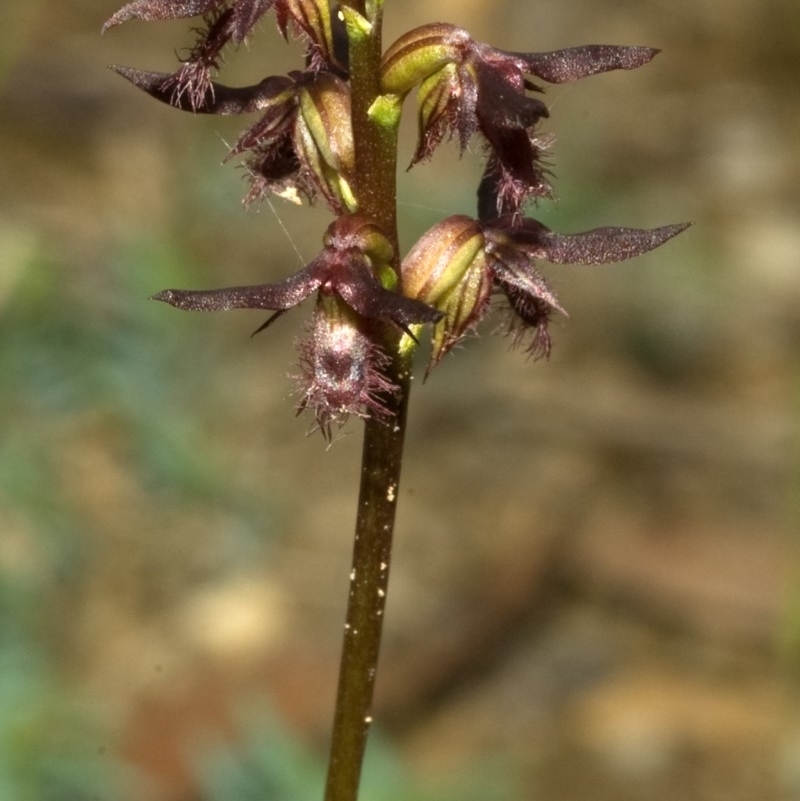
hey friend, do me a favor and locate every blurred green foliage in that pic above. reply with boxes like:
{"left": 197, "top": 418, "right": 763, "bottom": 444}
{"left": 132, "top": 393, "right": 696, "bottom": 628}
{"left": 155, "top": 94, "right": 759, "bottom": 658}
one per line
{"left": 191, "top": 706, "right": 517, "bottom": 801}
{"left": 0, "top": 578, "right": 140, "bottom": 800}
{"left": 0, "top": 233, "right": 280, "bottom": 799}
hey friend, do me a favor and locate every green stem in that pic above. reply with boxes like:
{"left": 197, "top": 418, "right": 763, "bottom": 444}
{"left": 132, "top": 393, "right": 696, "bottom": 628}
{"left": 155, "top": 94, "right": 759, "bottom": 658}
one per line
{"left": 324, "top": 5, "right": 407, "bottom": 800}
{"left": 342, "top": 3, "right": 398, "bottom": 243}
{"left": 323, "top": 353, "right": 411, "bottom": 801}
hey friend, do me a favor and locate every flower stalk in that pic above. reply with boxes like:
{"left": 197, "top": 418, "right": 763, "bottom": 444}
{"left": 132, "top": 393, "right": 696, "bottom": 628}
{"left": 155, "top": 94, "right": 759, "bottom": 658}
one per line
{"left": 102, "top": 1, "right": 689, "bottom": 799}
{"left": 324, "top": 347, "right": 410, "bottom": 801}
{"left": 324, "top": 9, "right": 411, "bottom": 797}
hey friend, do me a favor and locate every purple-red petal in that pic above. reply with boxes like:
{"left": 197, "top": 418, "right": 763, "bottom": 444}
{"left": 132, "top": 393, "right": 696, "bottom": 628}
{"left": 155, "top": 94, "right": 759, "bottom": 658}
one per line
{"left": 109, "top": 65, "right": 293, "bottom": 114}
{"left": 336, "top": 270, "right": 444, "bottom": 328}
{"left": 487, "top": 219, "right": 691, "bottom": 264}
{"left": 537, "top": 223, "right": 692, "bottom": 264}
{"left": 515, "top": 45, "right": 660, "bottom": 84}
{"left": 102, "top": 0, "right": 224, "bottom": 33}
{"left": 151, "top": 263, "right": 323, "bottom": 311}
{"left": 229, "top": 0, "right": 276, "bottom": 42}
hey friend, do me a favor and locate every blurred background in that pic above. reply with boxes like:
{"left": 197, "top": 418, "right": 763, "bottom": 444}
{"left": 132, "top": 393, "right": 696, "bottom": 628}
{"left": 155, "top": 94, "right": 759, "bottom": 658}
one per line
{"left": 1, "top": 0, "right": 798, "bottom": 799}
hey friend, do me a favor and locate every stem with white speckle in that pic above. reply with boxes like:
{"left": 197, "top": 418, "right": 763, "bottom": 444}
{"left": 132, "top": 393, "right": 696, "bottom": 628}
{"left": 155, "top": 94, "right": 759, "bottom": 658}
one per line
{"left": 323, "top": 355, "right": 411, "bottom": 801}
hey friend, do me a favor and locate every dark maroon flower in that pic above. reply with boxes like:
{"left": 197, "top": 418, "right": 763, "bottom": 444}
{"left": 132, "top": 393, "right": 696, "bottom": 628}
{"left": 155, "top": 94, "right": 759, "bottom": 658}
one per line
{"left": 103, "top": 1, "right": 344, "bottom": 106}
{"left": 402, "top": 214, "right": 691, "bottom": 371}
{"left": 153, "top": 215, "right": 440, "bottom": 331}
{"left": 381, "top": 23, "right": 658, "bottom": 219}
{"left": 109, "top": 65, "right": 355, "bottom": 210}
{"left": 105, "top": 3, "right": 690, "bottom": 431}
{"left": 152, "top": 215, "right": 442, "bottom": 433}
{"left": 103, "top": 1, "right": 279, "bottom": 108}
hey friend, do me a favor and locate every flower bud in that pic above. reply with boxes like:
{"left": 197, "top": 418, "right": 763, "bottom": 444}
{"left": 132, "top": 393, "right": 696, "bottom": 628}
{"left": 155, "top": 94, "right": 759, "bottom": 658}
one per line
{"left": 276, "top": 0, "right": 346, "bottom": 75}
{"left": 412, "top": 63, "right": 460, "bottom": 161}
{"left": 401, "top": 216, "right": 491, "bottom": 370}
{"left": 380, "top": 23, "right": 469, "bottom": 96}
{"left": 295, "top": 73, "right": 356, "bottom": 211}
{"left": 297, "top": 73, "right": 354, "bottom": 175}
{"left": 402, "top": 215, "right": 484, "bottom": 303}
{"left": 322, "top": 215, "right": 394, "bottom": 270}
{"left": 427, "top": 248, "right": 492, "bottom": 371}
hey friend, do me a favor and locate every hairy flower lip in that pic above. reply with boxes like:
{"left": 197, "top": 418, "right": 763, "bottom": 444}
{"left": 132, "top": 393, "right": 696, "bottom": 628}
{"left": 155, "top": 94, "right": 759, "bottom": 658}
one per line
{"left": 295, "top": 298, "right": 400, "bottom": 440}
{"left": 488, "top": 244, "right": 567, "bottom": 315}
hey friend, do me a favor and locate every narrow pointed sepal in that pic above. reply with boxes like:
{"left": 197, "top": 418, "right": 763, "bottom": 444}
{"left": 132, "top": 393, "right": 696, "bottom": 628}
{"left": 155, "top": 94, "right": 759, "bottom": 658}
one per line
{"left": 512, "top": 45, "right": 660, "bottom": 84}
{"left": 151, "top": 216, "right": 443, "bottom": 331}
{"left": 151, "top": 264, "right": 322, "bottom": 311}
{"left": 103, "top": 0, "right": 276, "bottom": 42}
{"left": 489, "top": 219, "right": 693, "bottom": 264}
{"left": 109, "top": 65, "right": 294, "bottom": 114}
{"left": 102, "top": 0, "right": 223, "bottom": 33}
{"left": 539, "top": 222, "right": 692, "bottom": 264}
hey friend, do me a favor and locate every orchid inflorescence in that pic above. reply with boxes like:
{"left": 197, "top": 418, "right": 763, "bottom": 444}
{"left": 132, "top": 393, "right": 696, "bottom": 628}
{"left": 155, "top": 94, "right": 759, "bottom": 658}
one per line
{"left": 104, "top": 0, "right": 688, "bottom": 438}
